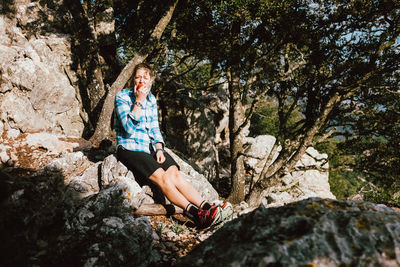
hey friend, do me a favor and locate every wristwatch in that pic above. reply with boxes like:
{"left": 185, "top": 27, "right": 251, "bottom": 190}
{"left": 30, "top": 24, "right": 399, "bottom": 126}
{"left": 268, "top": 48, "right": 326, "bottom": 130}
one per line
{"left": 135, "top": 101, "right": 143, "bottom": 108}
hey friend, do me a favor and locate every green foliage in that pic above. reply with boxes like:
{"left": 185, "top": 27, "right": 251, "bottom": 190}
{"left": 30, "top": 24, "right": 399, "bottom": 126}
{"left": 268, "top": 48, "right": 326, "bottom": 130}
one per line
{"left": 327, "top": 74, "right": 400, "bottom": 204}
{"left": 156, "top": 222, "right": 166, "bottom": 237}
{"left": 249, "top": 100, "right": 280, "bottom": 137}
{"left": 249, "top": 99, "right": 304, "bottom": 138}
{"left": 82, "top": 0, "right": 114, "bottom": 22}
{"left": 315, "top": 139, "right": 359, "bottom": 200}
{"left": 171, "top": 0, "right": 399, "bottom": 203}
{"left": 315, "top": 138, "right": 355, "bottom": 168}
{"left": 327, "top": 171, "right": 363, "bottom": 200}
{"left": 364, "top": 189, "right": 400, "bottom": 208}
{"left": 111, "top": 0, "right": 400, "bottom": 204}
{"left": 114, "top": 0, "right": 177, "bottom": 63}
{"left": 316, "top": 134, "right": 400, "bottom": 206}
{"left": 171, "top": 218, "right": 185, "bottom": 234}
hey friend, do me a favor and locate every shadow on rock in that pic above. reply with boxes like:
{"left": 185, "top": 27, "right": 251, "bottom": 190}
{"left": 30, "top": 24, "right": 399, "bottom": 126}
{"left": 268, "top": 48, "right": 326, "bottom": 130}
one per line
{"left": 0, "top": 154, "right": 154, "bottom": 267}
{"left": 0, "top": 167, "right": 67, "bottom": 266}
{"left": 176, "top": 197, "right": 400, "bottom": 266}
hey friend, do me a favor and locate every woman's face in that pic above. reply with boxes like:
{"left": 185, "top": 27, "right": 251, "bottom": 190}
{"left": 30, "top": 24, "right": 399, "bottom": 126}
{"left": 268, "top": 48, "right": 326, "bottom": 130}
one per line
{"left": 134, "top": 68, "right": 153, "bottom": 88}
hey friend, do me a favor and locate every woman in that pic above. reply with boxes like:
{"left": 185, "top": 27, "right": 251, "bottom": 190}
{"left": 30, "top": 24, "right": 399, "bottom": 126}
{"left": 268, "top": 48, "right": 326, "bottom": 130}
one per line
{"left": 114, "top": 63, "right": 230, "bottom": 228}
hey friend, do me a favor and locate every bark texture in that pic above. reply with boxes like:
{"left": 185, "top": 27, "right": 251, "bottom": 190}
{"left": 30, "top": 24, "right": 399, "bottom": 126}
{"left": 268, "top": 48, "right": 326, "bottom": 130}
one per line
{"left": 227, "top": 18, "right": 247, "bottom": 204}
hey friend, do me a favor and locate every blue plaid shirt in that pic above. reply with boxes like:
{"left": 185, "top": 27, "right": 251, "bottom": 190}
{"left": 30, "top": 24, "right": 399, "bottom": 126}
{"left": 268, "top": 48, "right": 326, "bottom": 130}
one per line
{"left": 114, "top": 88, "right": 164, "bottom": 153}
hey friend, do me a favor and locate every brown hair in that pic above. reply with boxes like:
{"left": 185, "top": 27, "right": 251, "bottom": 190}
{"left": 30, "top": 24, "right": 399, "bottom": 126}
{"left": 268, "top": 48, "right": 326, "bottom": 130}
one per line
{"left": 133, "top": 62, "right": 154, "bottom": 78}
{"left": 127, "top": 63, "right": 154, "bottom": 88}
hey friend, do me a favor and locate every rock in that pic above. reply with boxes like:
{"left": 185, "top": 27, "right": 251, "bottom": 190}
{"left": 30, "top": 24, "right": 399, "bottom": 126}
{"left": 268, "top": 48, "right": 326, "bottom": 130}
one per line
{"left": 0, "top": 144, "right": 10, "bottom": 165}
{"left": 63, "top": 161, "right": 102, "bottom": 205}
{"left": 295, "top": 146, "right": 329, "bottom": 169}
{"left": 0, "top": 120, "right": 3, "bottom": 137}
{"left": 25, "top": 132, "right": 82, "bottom": 154}
{"left": 167, "top": 231, "right": 177, "bottom": 239}
{"left": 43, "top": 151, "right": 91, "bottom": 178}
{"left": 100, "top": 154, "right": 134, "bottom": 188}
{"left": 243, "top": 135, "right": 335, "bottom": 209}
{"left": 100, "top": 152, "right": 219, "bottom": 207}
{"left": 61, "top": 183, "right": 155, "bottom": 267}
{"left": 0, "top": 1, "right": 85, "bottom": 136}
{"left": 0, "top": 132, "right": 94, "bottom": 170}
{"left": 244, "top": 135, "right": 279, "bottom": 174}
{"left": 260, "top": 168, "right": 335, "bottom": 209}
{"left": 47, "top": 149, "right": 219, "bottom": 211}
{"left": 0, "top": 92, "right": 49, "bottom": 133}
{"left": 177, "top": 198, "right": 400, "bottom": 266}
{"left": 58, "top": 153, "right": 146, "bottom": 209}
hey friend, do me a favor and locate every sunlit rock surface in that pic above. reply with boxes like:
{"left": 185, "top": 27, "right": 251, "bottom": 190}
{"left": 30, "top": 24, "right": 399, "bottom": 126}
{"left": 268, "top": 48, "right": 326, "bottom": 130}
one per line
{"left": 0, "top": 8, "right": 85, "bottom": 137}
{"left": 244, "top": 136, "right": 335, "bottom": 209}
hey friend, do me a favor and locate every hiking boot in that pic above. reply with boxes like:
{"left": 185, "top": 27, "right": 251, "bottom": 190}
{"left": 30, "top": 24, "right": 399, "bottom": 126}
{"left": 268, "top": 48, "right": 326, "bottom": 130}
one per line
{"left": 219, "top": 202, "right": 234, "bottom": 222}
{"left": 197, "top": 205, "right": 221, "bottom": 229}
{"left": 207, "top": 202, "right": 234, "bottom": 226}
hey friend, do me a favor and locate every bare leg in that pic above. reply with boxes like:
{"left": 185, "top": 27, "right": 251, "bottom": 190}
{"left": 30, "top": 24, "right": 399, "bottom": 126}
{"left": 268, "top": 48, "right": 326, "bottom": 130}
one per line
{"left": 148, "top": 168, "right": 191, "bottom": 209}
{"left": 164, "top": 165, "right": 204, "bottom": 207}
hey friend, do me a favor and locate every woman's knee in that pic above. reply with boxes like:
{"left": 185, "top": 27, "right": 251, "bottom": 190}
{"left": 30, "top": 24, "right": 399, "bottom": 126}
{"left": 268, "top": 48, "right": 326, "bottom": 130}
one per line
{"left": 165, "top": 166, "right": 183, "bottom": 184}
{"left": 149, "top": 168, "right": 167, "bottom": 187}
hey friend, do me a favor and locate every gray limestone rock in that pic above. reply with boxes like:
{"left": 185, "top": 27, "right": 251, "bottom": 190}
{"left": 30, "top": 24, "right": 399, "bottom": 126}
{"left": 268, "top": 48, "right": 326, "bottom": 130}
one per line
{"left": 244, "top": 135, "right": 335, "bottom": 209}
{"left": 101, "top": 153, "right": 134, "bottom": 188}
{"left": 62, "top": 183, "right": 154, "bottom": 267}
{"left": 177, "top": 198, "right": 400, "bottom": 267}
{"left": 43, "top": 151, "right": 91, "bottom": 178}
{"left": 0, "top": 2, "right": 85, "bottom": 136}
{"left": 160, "top": 83, "right": 230, "bottom": 181}
{"left": 47, "top": 150, "right": 219, "bottom": 211}
{"left": 63, "top": 162, "right": 102, "bottom": 205}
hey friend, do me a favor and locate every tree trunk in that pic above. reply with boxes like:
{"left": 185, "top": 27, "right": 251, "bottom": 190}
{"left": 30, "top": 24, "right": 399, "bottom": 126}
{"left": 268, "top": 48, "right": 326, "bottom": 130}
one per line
{"left": 89, "top": 0, "right": 179, "bottom": 146}
{"left": 227, "top": 18, "right": 247, "bottom": 204}
{"left": 65, "top": 0, "right": 107, "bottom": 128}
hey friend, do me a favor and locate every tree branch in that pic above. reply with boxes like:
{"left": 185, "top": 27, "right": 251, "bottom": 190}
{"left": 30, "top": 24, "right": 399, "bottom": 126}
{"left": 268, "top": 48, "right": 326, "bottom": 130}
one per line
{"left": 89, "top": 0, "right": 179, "bottom": 145}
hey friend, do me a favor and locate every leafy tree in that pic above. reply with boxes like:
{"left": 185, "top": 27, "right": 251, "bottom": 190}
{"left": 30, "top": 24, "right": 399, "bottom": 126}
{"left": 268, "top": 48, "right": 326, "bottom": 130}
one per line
{"left": 62, "top": 0, "right": 399, "bottom": 206}
{"left": 163, "top": 0, "right": 400, "bottom": 204}
{"left": 331, "top": 86, "right": 400, "bottom": 205}
{"left": 247, "top": 0, "right": 400, "bottom": 205}
{"left": 249, "top": 99, "right": 303, "bottom": 137}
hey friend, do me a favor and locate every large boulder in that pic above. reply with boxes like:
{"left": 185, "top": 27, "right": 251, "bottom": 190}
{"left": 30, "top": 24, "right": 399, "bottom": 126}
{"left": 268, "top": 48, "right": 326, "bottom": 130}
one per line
{"left": 177, "top": 197, "right": 400, "bottom": 266}
{"left": 244, "top": 135, "right": 335, "bottom": 208}
{"left": 0, "top": 1, "right": 85, "bottom": 137}
{"left": 0, "top": 131, "right": 91, "bottom": 169}
{"left": 62, "top": 149, "right": 219, "bottom": 207}
{"left": 61, "top": 182, "right": 154, "bottom": 267}
{"left": 1, "top": 161, "right": 155, "bottom": 267}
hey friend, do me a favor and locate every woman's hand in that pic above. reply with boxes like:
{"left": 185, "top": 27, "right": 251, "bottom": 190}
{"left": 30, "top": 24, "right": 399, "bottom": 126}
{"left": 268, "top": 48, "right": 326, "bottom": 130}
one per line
{"left": 135, "top": 83, "right": 150, "bottom": 102}
{"left": 156, "top": 150, "right": 166, "bottom": 164}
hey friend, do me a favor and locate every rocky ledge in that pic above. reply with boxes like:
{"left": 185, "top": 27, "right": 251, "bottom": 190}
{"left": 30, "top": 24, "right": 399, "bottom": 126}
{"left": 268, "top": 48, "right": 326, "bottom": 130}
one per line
{"left": 177, "top": 197, "right": 400, "bottom": 266}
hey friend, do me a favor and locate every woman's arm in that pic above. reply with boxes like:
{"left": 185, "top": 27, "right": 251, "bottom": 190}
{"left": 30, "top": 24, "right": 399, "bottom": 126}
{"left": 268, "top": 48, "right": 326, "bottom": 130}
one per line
{"left": 115, "top": 91, "right": 142, "bottom": 135}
